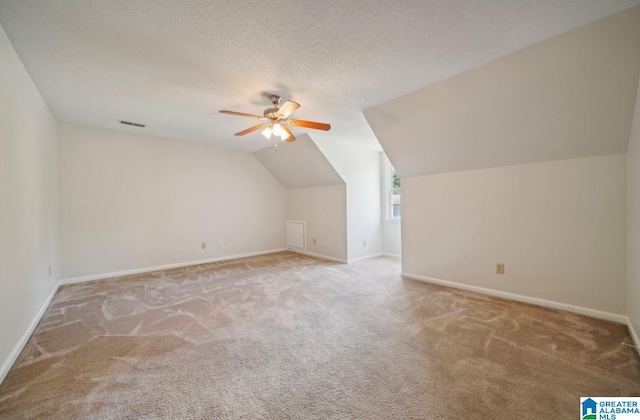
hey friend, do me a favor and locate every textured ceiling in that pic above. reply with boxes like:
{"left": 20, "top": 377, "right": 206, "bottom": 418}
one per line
{"left": 1, "top": 0, "right": 639, "bottom": 152}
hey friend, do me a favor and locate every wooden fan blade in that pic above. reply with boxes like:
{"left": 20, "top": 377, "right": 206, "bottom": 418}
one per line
{"left": 220, "top": 110, "right": 264, "bottom": 119}
{"left": 288, "top": 119, "right": 331, "bottom": 131}
{"left": 235, "top": 124, "right": 266, "bottom": 136}
{"left": 283, "top": 125, "right": 296, "bottom": 142}
{"left": 277, "top": 101, "right": 300, "bottom": 119}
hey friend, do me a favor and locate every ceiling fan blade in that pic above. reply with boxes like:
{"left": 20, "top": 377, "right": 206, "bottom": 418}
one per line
{"left": 288, "top": 119, "right": 331, "bottom": 131}
{"left": 283, "top": 125, "right": 297, "bottom": 142}
{"left": 235, "top": 124, "right": 266, "bottom": 136}
{"left": 277, "top": 100, "right": 300, "bottom": 119}
{"left": 220, "top": 110, "right": 264, "bottom": 119}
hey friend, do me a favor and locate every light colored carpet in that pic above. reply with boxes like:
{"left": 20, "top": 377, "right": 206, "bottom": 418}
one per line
{"left": 0, "top": 252, "right": 638, "bottom": 419}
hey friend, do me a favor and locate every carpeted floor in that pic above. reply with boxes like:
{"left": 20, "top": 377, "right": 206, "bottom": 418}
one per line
{"left": 0, "top": 252, "right": 638, "bottom": 419}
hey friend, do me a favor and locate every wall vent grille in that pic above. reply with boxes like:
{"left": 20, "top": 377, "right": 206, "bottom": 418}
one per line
{"left": 119, "top": 120, "right": 145, "bottom": 128}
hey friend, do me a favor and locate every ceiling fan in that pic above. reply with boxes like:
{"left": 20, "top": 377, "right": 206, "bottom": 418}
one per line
{"left": 219, "top": 95, "right": 331, "bottom": 148}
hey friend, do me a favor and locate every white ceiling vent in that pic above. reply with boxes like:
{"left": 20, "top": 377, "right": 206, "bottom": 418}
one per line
{"left": 118, "top": 120, "right": 145, "bottom": 128}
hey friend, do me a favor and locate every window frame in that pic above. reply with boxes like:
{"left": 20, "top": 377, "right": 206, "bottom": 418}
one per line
{"left": 384, "top": 157, "right": 401, "bottom": 221}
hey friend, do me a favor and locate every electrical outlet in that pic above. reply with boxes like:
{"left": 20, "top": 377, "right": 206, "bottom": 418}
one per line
{"left": 313, "top": 238, "right": 316, "bottom": 245}
{"left": 201, "top": 242, "right": 206, "bottom": 250}
{"left": 363, "top": 240, "right": 367, "bottom": 247}
{"left": 496, "top": 263, "right": 505, "bottom": 275}
{"left": 217, "top": 240, "right": 223, "bottom": 247}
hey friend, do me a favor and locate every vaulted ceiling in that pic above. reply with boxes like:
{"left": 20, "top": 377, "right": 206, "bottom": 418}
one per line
{"left": 254, "top": 134, "right": 344, "bottom": 188}
{"left": 1, "top": 0, "right": 639, "bottom": 153}
{"left": 366, "top": 7, "right": 640, "bottom": 178}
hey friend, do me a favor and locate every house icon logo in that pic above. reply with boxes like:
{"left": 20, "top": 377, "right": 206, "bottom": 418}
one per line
{"left": 581, "top": 398, "right": 597, "bottom": 419}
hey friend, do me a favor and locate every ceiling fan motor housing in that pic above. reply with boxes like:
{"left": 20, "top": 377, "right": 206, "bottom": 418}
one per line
{"left": 263, "top": 108, "right": 282, "bottom": 121}
{"left": 264, "top": 95, "right": 283, "bottom": 121}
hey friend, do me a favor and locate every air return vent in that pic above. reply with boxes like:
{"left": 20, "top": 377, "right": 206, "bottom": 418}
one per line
{"left": 118, "top": 120, "right": 146, "bottom": 128}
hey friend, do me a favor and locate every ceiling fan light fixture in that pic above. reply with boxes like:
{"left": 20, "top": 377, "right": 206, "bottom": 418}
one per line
{"left": 261, "top": 126, "right": 273, "bottom": 139}
{"left": 272, "top": 123, "right": 284, "bottom": 137}
{"left": 279, "top": 130, "right": 290, "bottom": 141}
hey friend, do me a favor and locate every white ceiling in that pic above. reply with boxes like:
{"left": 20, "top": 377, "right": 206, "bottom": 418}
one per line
{"left": 1, "top": 1, "right": 639, "bottom": 153}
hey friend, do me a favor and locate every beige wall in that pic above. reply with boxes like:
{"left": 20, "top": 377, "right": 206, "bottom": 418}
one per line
{"left": 288, "top": 185, "right": 348, "bottom": 261}
{"left": 0, "top": 24, "right": 59, "bottom": 380}
{"left": 58, "top": 123, "right": 287, "bottom": 279}
{"left": 628, "top": 77, "right": 640, "bottom": 343}
{"left": 402, "top": 155, "right": 627, "bottom": 314}
{"left": 314, "top": 139, "right": 382, "bottom": 261}
{"left": 382, "top": 222, "right": 401, "bottom": 256}
{"left": 254, "top": 137, "right": 349, "bottom": 262}
{"left": 366, "top": 7, "right": 639, "bottom": 319}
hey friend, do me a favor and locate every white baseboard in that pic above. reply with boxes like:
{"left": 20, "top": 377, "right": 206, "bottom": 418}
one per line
{"left": 381, "top": 253, "right": 401, "bottom": 259}
{"left": 626, "top": 317, "right": 640, "bottom": 357}
{"left": 60, "top": 248, "right": 288, "bottom": 285}
{"left": 0, "top": 283, "right": 59, "bottom": 386}
{"left": 290, "top": 249, "right": 347, "bottom": 264}
{"left": 401, "top": 272, "right": 627, "bottom": 324}
{"left": 348, "top": 253, "right": 383, "bottom": 264}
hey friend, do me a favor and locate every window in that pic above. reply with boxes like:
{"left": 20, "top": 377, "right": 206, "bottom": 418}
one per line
{"left": 386, "top": 157, "right": 401, "bottom": 220}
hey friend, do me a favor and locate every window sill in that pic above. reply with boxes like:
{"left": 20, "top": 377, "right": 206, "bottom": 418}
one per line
{"left": 384, "top": 218, "right": 401, "bottom": 224}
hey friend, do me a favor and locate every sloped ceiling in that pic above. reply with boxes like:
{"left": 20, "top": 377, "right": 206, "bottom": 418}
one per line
{"left": 1, "top": 1, "right": 640, "bottom": 152}
{"left": 254, "top": 134, "right": 344, "bottom": 188}
{"left": 364, "top": 7, "right": 640, "bottom": 178}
